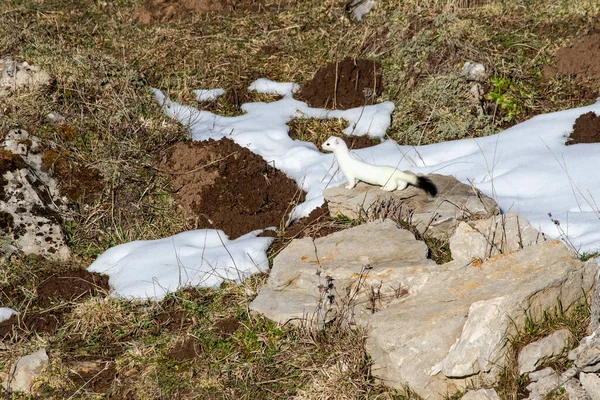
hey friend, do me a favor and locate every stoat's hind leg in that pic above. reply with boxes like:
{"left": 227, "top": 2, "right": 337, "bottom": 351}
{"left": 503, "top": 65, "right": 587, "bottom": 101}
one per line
{"left": 395, "top": 180, "right": 408, "bottom": 191}
{"left": 381, "top": 180, "right": 398, "bottom": 191}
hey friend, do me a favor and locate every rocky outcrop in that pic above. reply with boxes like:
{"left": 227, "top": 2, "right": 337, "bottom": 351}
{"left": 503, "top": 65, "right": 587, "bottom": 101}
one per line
{"left": 1, "top": 129, "right": 70, "bottom": 260}
{"left": 323, "top": 174, "right": 499, "bottom": 240}
{"left": 251, "top": 207, "right": 597, "bottom": 398}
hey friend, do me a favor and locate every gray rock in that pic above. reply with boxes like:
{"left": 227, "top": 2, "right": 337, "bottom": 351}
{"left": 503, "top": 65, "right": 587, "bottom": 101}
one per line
{"left": 2, "top": 348, "right": 49, "bottom": 394}
{"left": 461, "top": 62, "right": 487, "bottom": 82}
{"left": 46, "top": 112, "right": 65, "bottom": 124}
{"left": 450, "top": 212, "right": 546, "bottom": 265}
{"left": 569, "top": 327, "right": 600, "bottom": 373}
{"left": 1, "top": 129, "right": 70, "bottom": 260}
{"left": 529, "top": 367, "right": 556, "bottom": 382}
{"left": 526, "top": 369, "right": 560, "bottom": 400}
{"left": 0, "top": 59, "right": 51, "bottom": 97}
{"left": 366, "top": 241, "right": 596, "bottom": 398}
{"left": 580, "top": 373, "right": 600, "bottom": 400}
{"left": 563, "top": 377, "right": 592, "bottom": 400}
{"left": 346, "top": 0, "right": 377, "bottom": 21}
{"left": 250, "top": 220, "right": 437, "bottom": 327}
{"left": 518, "top": 329, "right": 571, "bottom": 375}
{"left": 323, "top": 174, "right": 499, "bottom": 240}
{"left": 462, "top": 388, "right": 501, "bottom": 400}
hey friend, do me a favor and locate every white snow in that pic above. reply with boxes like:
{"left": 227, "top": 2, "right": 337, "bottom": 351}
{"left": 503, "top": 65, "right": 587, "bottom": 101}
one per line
{"left": 88, "top": 229, "right": 272, "bottom": 301}
{"left": 89, "top": 79, "right": 600, "bottom": 301}
{"left": 0, "top": 307, "right": 16, "bottom": 323}
{"left": 193, "top": 88, "right": 225, "bottom": 102}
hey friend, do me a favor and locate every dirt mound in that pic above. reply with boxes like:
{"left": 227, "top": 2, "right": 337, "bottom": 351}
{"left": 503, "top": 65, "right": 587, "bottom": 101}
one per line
{"left": 68, "top": 359, "right": 117, "bottom": 394}
{"left": 41, "top": 150, "right": 103, "bottom": 204}
{"left": 545, "top": 33, "right": 600, "bottom": 80}
{"left": 566, "top": 111, "right": 600, "bottom": 145}
{"left": 37, "top": 269, "right": 110, "bottom": 307}
{"left": 297, "top": 58, "right": 383, "bottom": 110}
{"left": 162, "top": 138, "right": 305, "bottom": 239}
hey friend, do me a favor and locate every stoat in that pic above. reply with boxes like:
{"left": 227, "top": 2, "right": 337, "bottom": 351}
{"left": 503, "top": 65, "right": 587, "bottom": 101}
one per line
{"left": 321, "top": 136, "right": 437, "bottom": 196}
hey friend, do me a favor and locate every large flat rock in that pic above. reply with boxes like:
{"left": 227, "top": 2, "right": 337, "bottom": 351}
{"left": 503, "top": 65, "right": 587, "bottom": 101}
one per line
{"left": 364, "top": 240, "right": 596, "bottom": 398}
{"left": 323, "top": 174, "right": 499, "bottom": 239}
{"left": 250, "top": 220, "right": 439, "bottom": 326}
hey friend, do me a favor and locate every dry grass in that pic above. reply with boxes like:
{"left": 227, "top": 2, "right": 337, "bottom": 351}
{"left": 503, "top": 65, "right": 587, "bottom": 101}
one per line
{"left": 1, "top": 0, "right": 599, "bottom": 398}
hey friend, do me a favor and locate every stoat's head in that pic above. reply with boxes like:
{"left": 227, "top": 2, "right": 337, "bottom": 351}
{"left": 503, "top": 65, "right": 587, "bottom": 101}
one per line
{"left": 321, "top": 136, "right": 346, "bottom": 152}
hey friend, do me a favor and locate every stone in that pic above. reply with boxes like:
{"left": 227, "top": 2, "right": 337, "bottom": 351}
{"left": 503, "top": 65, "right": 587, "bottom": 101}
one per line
{"left": 0, "top": 59, "right": 51, "bottom": 97}
{"left": 525, "top": 369, "right": 560, "bottom": 400}
{"left": 46, "top": 112, "right": 65, "bottom": 124}
{"left": 2, "top": 348, "right": 49, "bottom": 394}
{"left": 529, "top": 367, "right": 556, "bottom": 382}
{"left": 450, "top": 212, "right": 546, "bottom": 265}
{"left": 569, "top": 328, "right": 600, "bottom": 373}
{"left": 1, "top": 129, "right": 70, "bottom": 260}
{"left": 346, "top": 0, "right": 378, "bottom": 22}
{"left": 563, "top": 377, "right": 592, "bottom": 400}
{"left": 323, "top": 174, "right": 499, "bottom": 240}
{"left": 461, "top": 62, "right": 487, "bottom": 82}
{"left": 365, "top": 241, "right": 596, "bottom": 398}
{"left": 518, "top": 329, "right": 571, "bottom": 375}
{"left": 462, "top": 388, "right": 501, "bottom": 400}
{"left": 580, "top": 373, "right": 600, "bottom": 400}
{"left": 249, "top": 219, "right": 437, "bottom": 326}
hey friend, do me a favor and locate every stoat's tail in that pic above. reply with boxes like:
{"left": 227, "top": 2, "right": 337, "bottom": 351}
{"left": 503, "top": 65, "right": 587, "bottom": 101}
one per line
{"left": 416, "top": 176, "right": 437, "bottom": 197}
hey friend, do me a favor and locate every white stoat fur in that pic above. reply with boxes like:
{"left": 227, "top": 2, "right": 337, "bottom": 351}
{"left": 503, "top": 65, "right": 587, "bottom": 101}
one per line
{"left": 321, "top": 136, "right": 437, "bottom": 196}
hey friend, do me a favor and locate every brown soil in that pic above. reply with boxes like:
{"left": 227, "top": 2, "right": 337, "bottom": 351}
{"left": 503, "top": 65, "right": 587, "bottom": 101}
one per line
{"left": 42, "top": 149, "right": 104, "bottom": 204}
{"left": 545, "top": 33, "right": 600, "bottom": 80}
{"left": 37, "top": 269, "right": 110, "bottom": 307}
{"left": 169, "top": 337, "right": 199, "bottom": 361}
{"left": 212, "top": 316, "right": 241, "bottom": 337}
{"left": 566, "top": 112, "right": 600, "bottom": 145}
{"left": 153, "top": 309, "right": 188, "bottom": 333}
{"left": 297, "top": 58, "right": 383, "bottom": 110}
{"left": 161, "top": 138, "right": 305, "bottom": 239}
{"left": 68, "top": 359, "right": 117, "bottom": 394}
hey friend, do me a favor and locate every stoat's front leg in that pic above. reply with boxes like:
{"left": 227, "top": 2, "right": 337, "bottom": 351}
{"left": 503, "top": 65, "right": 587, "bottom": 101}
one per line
{"left": 345, "top": 175, "right": 357, "bottom": 189}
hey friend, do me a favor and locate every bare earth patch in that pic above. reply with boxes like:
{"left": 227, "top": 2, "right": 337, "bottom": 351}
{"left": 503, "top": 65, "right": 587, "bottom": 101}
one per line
{"left": 161, "top": 138, "right": 305, "bottom": 239}
{"left": 297, "top": 58, "right": 383, "bottom": 110}
{"left": 567, "top": 111, "right": 600, "bottom": 145}
{"left": 545, "top": 33, "right": 600, "bottom": 81}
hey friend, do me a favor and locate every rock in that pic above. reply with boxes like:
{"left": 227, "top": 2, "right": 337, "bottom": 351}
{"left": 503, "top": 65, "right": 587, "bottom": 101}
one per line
{"left": 580, "top": 373, "right": 600, "bottom": 400}
{"left": 529, "top": 367, "right": 556, "bottom": 382}
{"left": 249, "top": 219, "right": 437, "bottom": 326}
{"left": 525, "top": 369, "right": 560, "bottom": 400}
{"left": 366, "top": 241, "right": 596, "bottom": 398}
{"left": 346, "top": 0, "right": 377, "bottom": 22}
{"left": 590, "top": 270, "right": 600, "bottom": 330}
{"left": 323, "top": 174, "right": 499, "bottom": 240}
{"left": 518, "top": 329, "right": 571, "bottom": 375}
{"left": 1, "top": 129, "right": 70, "bottom": 260}
{"left": 461, "top": 62, "right": 487, "bottom": 82}
{"left": 462, "top": 388, "right": 501, "bottom": 400}
{"left": 2, "top": 348, "right": 49, "bottom": 394}
{"left": 0, "top": 59, "right": 51, "bottom": 97}
{"left": 563, "top": 377, "right": 592, "bottom": 400}
{"left": 569, "top": 328, "right": 600, "bottom": 373}
{"left": 46, "top": 112, "right": 65, "bottom": 124}
{"left": 450, "top": 212, "right": 546, "bottom": 265}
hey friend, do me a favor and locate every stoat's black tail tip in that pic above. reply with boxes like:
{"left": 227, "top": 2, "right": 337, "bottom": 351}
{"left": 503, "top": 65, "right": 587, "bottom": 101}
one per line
{"left": 416, "top": 176, "right": 437, "bottom": 197}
